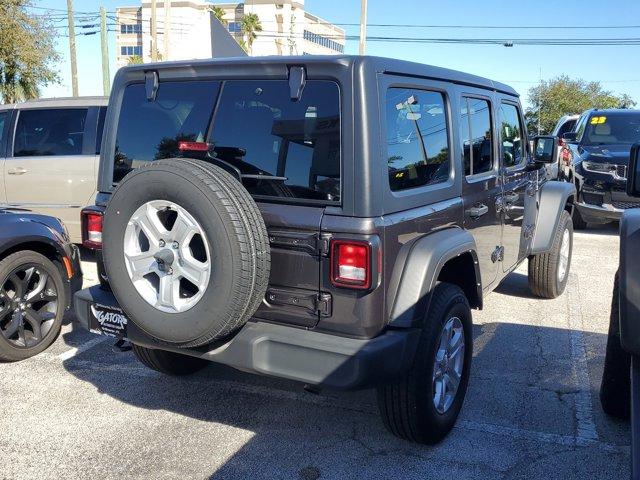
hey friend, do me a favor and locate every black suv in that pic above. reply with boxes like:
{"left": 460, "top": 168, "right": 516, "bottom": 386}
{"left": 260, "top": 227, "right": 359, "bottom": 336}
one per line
{"left": 561, "top": 108, "right": 640, "bottom": 229}
{"left": 74, "top": 56, "right": 575, "bottom": 444}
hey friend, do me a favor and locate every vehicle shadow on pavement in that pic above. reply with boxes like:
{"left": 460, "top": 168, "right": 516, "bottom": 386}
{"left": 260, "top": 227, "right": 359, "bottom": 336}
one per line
{"left": 59, "top": 317, "right": 630, "bottom": 479}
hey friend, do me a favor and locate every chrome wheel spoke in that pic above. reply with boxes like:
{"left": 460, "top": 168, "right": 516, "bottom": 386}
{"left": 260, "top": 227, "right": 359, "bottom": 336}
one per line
{"left": 25, "top": 271, "right": 48, "bottom": 302}
{"left": 157, "top": 274, "right": 178, "bottom": 309}
{"left": 178, "top": 257, "right": 208, "bottom": 290}
{"left": 432, "top": 316, "right": 465, "bottom": 414}
{"left": 171, "top": 211, "right": 198, "bottom": 244}
{"left": 125, "top": 251, "right": 157, "bottom": 280}
{"left": 2, "top": 311, "right": 22, "bottom": 339}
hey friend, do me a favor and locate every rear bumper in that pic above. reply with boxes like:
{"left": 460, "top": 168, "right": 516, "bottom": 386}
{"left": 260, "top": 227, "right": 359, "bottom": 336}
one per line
{"left": 74, "top": 286, "right": 420, "bottom": 390}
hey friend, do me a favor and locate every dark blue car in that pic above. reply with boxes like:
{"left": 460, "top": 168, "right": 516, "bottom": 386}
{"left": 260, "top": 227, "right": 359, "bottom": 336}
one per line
{"left": 0, "top": 210, "right": 82, "bottom": 361}
{"left": 561, "top": 109, "right": 640, "bottom": 228}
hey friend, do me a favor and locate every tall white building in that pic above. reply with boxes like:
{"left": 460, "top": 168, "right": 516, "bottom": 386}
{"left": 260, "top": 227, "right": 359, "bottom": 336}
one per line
{"left": 116, "top": 0, "right": 346, "bottom": 67}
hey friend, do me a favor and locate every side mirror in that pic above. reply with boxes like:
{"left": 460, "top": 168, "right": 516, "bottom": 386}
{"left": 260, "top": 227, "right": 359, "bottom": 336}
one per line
{"left": 627, "top": 143, "right": 640, "bottom": 198}
{"left": 562, "top": 132, "right": 578, "bottom": 142}
{"left": 532, "top": 135, "right": 558, "bottom": 164}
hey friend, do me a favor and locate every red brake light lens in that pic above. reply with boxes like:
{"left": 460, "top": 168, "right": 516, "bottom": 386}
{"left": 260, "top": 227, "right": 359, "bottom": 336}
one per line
{"left": 82, "top": 210, "right": 103, "bottom": 249}
{"left": 330, "top": 240, "right": 371, "bottom": 289}
{"left": 178, "top": 141, "right": 210, "bottom": 152}
{"left": 561, "top": 147, "right": 571, "bottom": 165}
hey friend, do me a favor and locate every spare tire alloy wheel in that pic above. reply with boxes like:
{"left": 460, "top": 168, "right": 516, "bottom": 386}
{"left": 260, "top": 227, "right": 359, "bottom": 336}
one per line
{"left": 0, "top": 264, "right": 58, "bottom": 348}
{"left": 124, "top": 200, "right": 211, "bottom": 313}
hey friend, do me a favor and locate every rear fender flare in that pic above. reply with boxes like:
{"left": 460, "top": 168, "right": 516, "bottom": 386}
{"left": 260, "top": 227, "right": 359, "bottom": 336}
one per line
{"left": 531, "top": 180, "right": 576, "bottom": 255}
{"left": 388, "top": 228, "right": 480, "bottom": 328}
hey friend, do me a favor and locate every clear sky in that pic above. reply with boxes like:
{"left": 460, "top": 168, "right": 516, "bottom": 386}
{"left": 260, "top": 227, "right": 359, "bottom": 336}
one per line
{"left": 37, "top": 0, "right": 640, "bottom": 110}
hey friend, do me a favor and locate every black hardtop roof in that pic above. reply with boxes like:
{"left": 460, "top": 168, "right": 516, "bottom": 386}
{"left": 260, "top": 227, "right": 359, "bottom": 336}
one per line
{"left": 124, "top": 55, "right": 519, "bottom": 97}
{"left": 583, "top": 108, "right": 640, "bottom": 116}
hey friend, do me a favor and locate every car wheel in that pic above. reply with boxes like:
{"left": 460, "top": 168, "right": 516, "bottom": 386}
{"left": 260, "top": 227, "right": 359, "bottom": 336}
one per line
{"left": 600, "top": 272, "right": 631, "bottom": 419}
{"left": 132, "top": 343, "right": 208, "bottom": 376}
{"left": 528, "top": 210, "right": 573, "bottom": 299}
{"left": 0, "top": 251, "right": 66, "bottom": 362}
{"left": 102, "top": 159, "right": 270, "bottom": 348}
{"left": 376, "top": 282, "right": 473, "bottom": 444}
{"left": 572, "top": 207, "right": 588, "bottom": 230}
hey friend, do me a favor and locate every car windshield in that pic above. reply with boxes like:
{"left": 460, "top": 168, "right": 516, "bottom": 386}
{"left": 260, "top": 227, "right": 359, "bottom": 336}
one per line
{"left": 113, "top": 79, "right": 341, "bottom": 203}
{"left": 582, "top": 112, "right": 640, "bottom": 146}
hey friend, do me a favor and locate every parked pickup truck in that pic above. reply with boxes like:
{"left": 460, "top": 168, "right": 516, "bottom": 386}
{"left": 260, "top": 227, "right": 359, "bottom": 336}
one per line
{"left": 74, "top": 56, "right": 576, "bottom": 444}
{"left": 600, "top": 142, "right": 640, "bottom": 474}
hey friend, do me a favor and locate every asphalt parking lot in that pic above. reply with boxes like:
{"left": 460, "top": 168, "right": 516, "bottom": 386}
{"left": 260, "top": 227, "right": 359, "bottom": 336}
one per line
{"left": 0, "top": 224, "right": 631, "bottom": 480}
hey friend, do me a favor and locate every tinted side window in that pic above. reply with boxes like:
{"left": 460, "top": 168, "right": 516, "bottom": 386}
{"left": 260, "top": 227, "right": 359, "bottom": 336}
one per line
{"left": 14, "top": 108, "right": 88, "bottom": 157}
{"left": 499, "top": 103, "right": 525, "bottom": 168}
{"left": 0, "top": 111, "right": 8, "bottom": 156}
{"left": 460, "top": 97, "right": 493, "bottom": 176}
{"left": 386, "top": 88, "right": 450, "bottom": 191}
{"left": 96, "top": 107, "right": 107, "bottom": 154}
{"left": 557, "top": 119, "right": 576, "bottom": 137}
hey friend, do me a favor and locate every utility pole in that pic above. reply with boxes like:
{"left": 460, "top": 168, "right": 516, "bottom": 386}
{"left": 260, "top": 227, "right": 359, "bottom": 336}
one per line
{"left": 100, "top": 6, "right": 110, "bottom": 95}
{"left": 66, "top": 0, "right": 79, "bottom": 96}
{"left": 150, "top": 0, "right": 158, "bottom": 61}
{"left": 163, "top": 0, "right": 171, "bottom": 61}
{"left": 358, "top": 0, "right": 367, "bottom": 55}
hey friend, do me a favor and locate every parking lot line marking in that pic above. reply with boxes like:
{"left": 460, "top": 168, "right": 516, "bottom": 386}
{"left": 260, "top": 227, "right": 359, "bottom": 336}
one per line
{"left": 57, "top": 336, "right": 108, "bottom": 361}
{"left": 567, "top": 273, "right": 599, "bottom": 441}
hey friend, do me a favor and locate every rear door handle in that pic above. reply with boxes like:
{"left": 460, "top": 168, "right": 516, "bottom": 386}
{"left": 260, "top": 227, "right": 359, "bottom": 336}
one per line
{"left": 467, "top": 204, "right": 489, "bottom": 219}
{"left": 7, "top": 167, "right": 27, "bottom": 175}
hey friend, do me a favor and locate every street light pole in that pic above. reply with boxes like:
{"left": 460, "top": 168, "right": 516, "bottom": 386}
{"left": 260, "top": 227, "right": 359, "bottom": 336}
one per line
{"left": 358, "top": 0, "right": 367, "bottom": 55}
{"left": 66, "top": 0, "right": 79, "bottom": 97}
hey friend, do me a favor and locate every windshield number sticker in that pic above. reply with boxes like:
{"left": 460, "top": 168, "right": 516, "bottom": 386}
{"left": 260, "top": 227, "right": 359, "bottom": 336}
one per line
{"left": 590, "top": 116, "right": 607, "bottom": 125}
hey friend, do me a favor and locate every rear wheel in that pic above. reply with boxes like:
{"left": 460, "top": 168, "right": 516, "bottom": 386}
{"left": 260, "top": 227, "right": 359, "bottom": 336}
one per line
{"left": 528, "top": 210, "right": 573, "bottom": 299}
{"left": 377, "top": 283, "right": 473, "bottom": 444}
{"left": 0, "top": 251, "right": 65, "bottom": 362}
{"left": 600, "top": 272, "right": 631, "bottom": 419}
{"left": 132, "top": 343, "right": 208, "bottom": 376}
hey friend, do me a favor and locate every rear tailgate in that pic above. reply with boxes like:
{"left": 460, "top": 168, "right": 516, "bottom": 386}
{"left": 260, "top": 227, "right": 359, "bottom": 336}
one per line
{"left": 253, "top": 203, "right": 325, "bottom": 328}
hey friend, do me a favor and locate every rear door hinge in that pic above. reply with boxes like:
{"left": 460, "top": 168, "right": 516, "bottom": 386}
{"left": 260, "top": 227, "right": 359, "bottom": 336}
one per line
{"left": 491, "top": 246, "right": 505, "bottom": 263}
{"left": 314, "top": 292, "right": 332, "bottom": 317}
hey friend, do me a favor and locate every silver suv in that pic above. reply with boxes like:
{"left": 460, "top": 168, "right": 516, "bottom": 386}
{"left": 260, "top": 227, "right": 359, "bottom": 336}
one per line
{"left": 0, "top": 97, "right": 108, "bottom": 243}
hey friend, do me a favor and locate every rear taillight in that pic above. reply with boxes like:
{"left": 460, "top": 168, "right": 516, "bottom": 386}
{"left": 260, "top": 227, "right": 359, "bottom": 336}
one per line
{"left": 81, "top": 208, "right": 104, "bottom": 249}
{"left": 178, "top": 141, "right": 210, "bottom": 152}
{"left": 330, "top": 240, "right": 371, "bottom": 289}
{"left": 561, "top": 147, "right": 571, "bottom": 165}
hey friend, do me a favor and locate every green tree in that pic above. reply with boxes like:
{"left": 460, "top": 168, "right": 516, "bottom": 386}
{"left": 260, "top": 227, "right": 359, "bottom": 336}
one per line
{"left": 525, "top": 75, "right": 637, "bottom": 134}
{"left": 209, "top": 5, "right": 226, "bottom": 24}
{"left": 241, "top": 13, "right": 263, "bottom": 54}
{"left": 127, "top": 55, "right": 144, "bottom": 65}
{"left": 0, "top": 0, "right": 60, "bottom": 103}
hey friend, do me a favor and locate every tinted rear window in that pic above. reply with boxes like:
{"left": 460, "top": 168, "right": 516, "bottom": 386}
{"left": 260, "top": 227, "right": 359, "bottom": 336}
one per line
{"left": 14, "top": 108, "right": 87, "bottom": 157}
{"left": 114, "top": 79, "right": 341, "bottom": 203}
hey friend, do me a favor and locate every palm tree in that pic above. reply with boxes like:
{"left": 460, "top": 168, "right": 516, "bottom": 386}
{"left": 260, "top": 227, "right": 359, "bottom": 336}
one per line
{"left": 209, "top": 5, "right": 226, "bottom": 25}
{"left": 241, "top": 13, "right": 262, "bottom": 55}
{"left": 0, "top": 63, "right": 39, "bottom": 103}
{"left": 127, "top": 55, "right": 144, "bottom": 65}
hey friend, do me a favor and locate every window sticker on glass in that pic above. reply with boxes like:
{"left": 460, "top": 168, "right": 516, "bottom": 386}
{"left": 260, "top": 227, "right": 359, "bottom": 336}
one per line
{"left": 590, "top": 116, "right": 607, "bottom": 125}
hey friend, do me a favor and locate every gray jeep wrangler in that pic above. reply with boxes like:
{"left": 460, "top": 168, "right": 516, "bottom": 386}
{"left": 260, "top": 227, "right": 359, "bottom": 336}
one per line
{"left": 74, "top": 56, "right": 575, "bottom": 444}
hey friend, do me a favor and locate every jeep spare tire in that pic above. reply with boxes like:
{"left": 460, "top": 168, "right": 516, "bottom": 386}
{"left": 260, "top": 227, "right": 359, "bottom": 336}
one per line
{"left": 102, "top": 159, "right": 270, "bottom": 348}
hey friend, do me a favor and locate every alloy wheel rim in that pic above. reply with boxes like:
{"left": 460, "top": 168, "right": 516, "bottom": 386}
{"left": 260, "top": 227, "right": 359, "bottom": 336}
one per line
{"left": 0, "top": 264, "right": 58, "bottom": 348}
{"left": 123, "top": 200, "right": 211, "bottom": 313}
{"left": 558, "top": 228, "right": 571, "bottom": 283}
{"left": 432, "top": 316, "right": 465, "bottom": 414}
